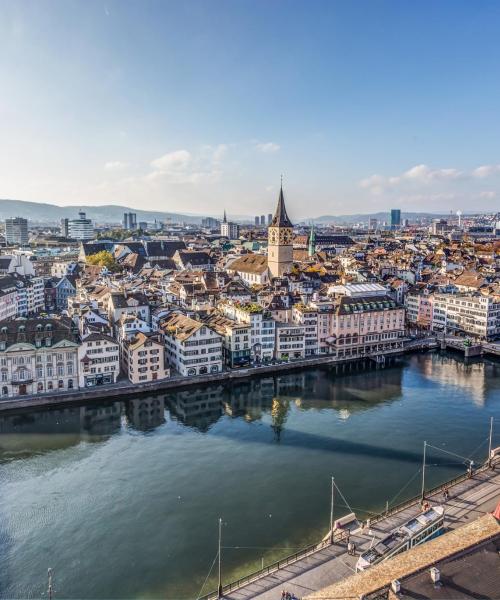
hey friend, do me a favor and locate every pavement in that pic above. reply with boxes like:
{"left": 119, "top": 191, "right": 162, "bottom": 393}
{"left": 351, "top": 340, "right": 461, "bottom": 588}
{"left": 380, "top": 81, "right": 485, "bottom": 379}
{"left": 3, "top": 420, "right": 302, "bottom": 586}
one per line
{"left": 221, "top": 466, "right": 500, "bottom": 600}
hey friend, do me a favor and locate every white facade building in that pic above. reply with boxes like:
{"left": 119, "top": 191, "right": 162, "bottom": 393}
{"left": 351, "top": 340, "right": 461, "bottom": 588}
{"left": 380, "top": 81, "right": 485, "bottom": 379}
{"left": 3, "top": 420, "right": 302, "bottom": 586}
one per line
{"left": 162, "top": 313, "right": 223, "bottom": 376}
{"left": 78, "top": 333, "right": 120, "bottom": 387}
{"left": 432, "top": 293, "right": 500, "bottom": 340}
{"left": 68, "top": 212, "right": 94, "bottom": 241}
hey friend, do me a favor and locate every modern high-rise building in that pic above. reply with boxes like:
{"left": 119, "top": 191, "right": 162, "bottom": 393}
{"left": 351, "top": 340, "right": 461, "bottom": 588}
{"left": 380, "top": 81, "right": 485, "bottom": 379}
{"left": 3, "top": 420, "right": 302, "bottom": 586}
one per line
{"left": 255, "top": 216, "right": 260, "bottom": 226}
{"left": 122, "top": 212, "right": 137, "bottom": 230}
{"left": 60, "top": 218, "right": 69, "bottom": 237}
{"left": 68, "top": 211, "right": 94, "bottom": 240}
{"left": 267, "top": 214, "right": 272, "bottom": 225}
{"left": 260, "top": 215, "right": 265, "bottom": 225}
{"left": 368, "top": 217, "right": 378, "bottom": 231}
{"left": 390, "top": 209, "right": 401, "bottom": 230}
{"left": 5, "top": 217, "right": 29, "bottom": 245}
{"left": 267, "top": 183, "right": 293, "bottom": 278}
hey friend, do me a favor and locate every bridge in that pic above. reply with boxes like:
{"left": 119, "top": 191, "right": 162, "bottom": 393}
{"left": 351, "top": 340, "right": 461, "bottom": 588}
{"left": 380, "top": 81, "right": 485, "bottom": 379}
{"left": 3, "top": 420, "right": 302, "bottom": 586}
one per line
{"left": 441, "top": 336, "right": 500, "bottom": 358}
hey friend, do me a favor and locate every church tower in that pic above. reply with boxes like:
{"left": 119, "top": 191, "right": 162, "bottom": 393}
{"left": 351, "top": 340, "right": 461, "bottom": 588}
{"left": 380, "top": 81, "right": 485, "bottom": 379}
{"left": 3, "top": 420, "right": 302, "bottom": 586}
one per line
{"left": 267, "top": 182, "right": 293, "bottom": 278}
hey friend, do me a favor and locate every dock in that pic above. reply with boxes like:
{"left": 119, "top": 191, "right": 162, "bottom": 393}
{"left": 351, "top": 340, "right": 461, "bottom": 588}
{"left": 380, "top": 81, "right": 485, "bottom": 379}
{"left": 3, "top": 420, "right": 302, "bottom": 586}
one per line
{"left": 205, "top": 458, "right": 500, "bottom": 600}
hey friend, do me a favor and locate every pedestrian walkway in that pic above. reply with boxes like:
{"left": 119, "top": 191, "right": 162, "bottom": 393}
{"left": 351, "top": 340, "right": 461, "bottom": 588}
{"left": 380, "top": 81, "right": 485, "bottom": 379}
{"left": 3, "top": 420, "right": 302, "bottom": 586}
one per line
{"left": 221, "top": 465, "right": 500, "bottom": 600}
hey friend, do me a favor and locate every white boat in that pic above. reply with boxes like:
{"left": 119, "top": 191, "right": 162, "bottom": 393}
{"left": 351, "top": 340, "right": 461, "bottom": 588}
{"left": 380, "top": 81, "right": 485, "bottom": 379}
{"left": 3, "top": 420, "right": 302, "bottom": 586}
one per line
{"left": 355, "top": 505, "right": 445, "bottom": 571}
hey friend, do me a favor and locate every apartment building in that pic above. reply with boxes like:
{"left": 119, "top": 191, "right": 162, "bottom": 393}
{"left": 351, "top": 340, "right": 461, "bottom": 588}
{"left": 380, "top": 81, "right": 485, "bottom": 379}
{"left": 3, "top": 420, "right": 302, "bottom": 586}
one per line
{"left": 161, "top": 313, "right": 223, "bottom": 376}
{"left": 0, "top": 317, "right": 79, "bottom": 397}
{"left": 432, "top": 293, "right": 500, "bottom": 340}
{"left": 275, "top": 323, "right": 306, "bottom": 360}
{"left": 203, "top": 313, "right": 251, "bottom": 367}
{"left": 328, "top": 285, "right": 406, "bottom": 358}
{"left": 292, "top": 304, "right": 319, "bottom": 355}
{"left": 78, "top": 333, "right": 120, "bottom": 387}
{"left": 121, "top": 332, "right": 168, "bottom": 384}
{"left": 218, "top": 301, "right": 275, "bottom": 362}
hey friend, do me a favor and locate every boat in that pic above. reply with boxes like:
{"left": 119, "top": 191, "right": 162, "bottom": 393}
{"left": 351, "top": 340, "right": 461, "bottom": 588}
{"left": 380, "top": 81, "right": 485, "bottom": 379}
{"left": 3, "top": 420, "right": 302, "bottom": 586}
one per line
{"left": 355, "top": 505, "right": 445, "bottom": 571}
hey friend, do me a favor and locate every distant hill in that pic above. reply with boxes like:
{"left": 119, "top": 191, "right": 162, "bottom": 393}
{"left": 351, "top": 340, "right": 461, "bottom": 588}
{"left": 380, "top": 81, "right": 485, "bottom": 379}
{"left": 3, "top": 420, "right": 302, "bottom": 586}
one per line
{"left": 310, "top": 211, "right": 463, "bottom": 224}
{"left": 0, "top": 199, "right": 482, "bottom": 226}
{"left": 0, "top": 199, "right": 205, "bottom": 224}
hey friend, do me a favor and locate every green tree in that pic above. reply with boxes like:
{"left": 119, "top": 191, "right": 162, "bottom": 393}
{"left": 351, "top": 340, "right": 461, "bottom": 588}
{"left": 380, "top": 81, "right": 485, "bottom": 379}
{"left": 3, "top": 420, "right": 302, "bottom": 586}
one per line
{"left": 86, "top": 251, "right": 119, "bottom": 272}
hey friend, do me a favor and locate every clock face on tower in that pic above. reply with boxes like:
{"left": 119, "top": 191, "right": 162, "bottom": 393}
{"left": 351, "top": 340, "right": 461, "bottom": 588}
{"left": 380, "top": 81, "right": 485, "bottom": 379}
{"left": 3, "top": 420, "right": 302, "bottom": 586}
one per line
{"left": 281, "top": 228, "right": 292, "bottom": 244}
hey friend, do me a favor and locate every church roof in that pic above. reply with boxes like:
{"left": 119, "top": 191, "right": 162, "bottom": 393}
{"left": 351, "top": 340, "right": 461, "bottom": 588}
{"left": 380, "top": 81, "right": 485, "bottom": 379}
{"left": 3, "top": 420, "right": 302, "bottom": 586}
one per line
{"left": 270, "top": 185, "right": 293, "bottom": 228}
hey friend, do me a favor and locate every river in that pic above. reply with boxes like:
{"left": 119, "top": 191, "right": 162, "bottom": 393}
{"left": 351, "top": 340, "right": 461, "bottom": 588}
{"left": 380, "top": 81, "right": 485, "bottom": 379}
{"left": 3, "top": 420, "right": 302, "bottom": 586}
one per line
{"left": 1, "top": 352, "right": 499, "bottom": 599}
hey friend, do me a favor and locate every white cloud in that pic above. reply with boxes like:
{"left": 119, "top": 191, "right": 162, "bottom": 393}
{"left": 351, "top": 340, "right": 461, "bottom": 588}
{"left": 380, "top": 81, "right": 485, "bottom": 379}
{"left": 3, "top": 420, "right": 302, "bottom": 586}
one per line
{"left": 256, "top": 142, "right": 281, "bottom": 153}
{"left": 145, "top": 146, "right": 224, "bottom": 185}
{"left": 104, "top": 160, "right": 128, "bottom": 171}
{"left": 473, "top": 164, "right": 500, "bottom": 178}
{"left": 360, "top": 163, "right": 464, "bottom": 194}
{"left": 478, "top": 190, "right": 496, "bottom": 199}
{"left": 151, "top": 149, "right": 191, "bottom": 172}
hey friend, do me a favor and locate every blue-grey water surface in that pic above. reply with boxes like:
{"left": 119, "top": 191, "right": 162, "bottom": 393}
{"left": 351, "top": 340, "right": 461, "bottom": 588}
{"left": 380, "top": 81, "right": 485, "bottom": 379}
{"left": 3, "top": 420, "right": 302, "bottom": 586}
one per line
{"left": 1, "top": 353, "right": 499, "bottom": 599}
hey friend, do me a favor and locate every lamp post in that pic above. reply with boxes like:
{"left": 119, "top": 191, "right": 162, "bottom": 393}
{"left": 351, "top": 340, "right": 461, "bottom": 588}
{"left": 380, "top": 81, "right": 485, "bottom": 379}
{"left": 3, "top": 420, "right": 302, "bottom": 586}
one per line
{"left": 217, "top": 518, "right": 223, "bottom": 599}
{"left": 421, "top": 441, "right": 427, "bottom": 501}
{"left": 330, "top": 477, "right": 335, "bottom": 544}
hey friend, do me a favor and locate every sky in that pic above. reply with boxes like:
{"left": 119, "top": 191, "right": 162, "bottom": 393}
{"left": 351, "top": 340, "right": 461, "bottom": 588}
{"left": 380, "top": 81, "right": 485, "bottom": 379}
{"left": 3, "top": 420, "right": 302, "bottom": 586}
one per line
{"left": 1, "top": 0, "right": 500, "bottom": 219}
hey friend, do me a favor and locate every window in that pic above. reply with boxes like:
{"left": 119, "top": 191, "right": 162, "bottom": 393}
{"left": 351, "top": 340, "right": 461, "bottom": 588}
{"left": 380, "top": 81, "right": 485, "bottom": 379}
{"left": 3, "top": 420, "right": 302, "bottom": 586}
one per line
{"left": 2, "top": 386, "right": 7, "bottom": 395}
{"left": 58, "top": 380, "right": 64, "bottom": 389}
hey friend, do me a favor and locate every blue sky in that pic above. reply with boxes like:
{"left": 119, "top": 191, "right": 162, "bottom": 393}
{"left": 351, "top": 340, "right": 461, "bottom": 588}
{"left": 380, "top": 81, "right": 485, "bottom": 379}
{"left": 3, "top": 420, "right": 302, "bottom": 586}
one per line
{"left": 1, "top": 0, "right": 500, "bottom": 218}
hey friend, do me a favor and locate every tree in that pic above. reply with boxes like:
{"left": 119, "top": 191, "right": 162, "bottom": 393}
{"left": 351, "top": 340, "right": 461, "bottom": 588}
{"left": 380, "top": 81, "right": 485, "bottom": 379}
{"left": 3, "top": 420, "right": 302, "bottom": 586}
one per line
{"left": 86, "top": 251, "right": 119, "bottom": 272}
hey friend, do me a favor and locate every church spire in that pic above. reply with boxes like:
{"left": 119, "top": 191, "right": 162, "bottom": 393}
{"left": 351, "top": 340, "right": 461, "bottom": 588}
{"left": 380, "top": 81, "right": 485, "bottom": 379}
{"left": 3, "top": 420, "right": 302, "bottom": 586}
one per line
{"left": 223, "top": 209, "right": 227, "bottom": 223}
{"left": 308, "top": 223, "right": 316, "bottom": 257}
{"left": 270, "top": 178, "right": 293, "bottom": 227}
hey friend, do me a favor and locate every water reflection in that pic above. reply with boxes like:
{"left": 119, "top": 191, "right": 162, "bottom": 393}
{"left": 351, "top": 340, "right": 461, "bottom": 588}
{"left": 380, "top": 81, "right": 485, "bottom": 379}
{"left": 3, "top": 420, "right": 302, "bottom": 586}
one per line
{"left": 414, "top": 353, "right": 500, "bottom": 406}
{"left": 0, "top": 353, "right": 497, "bottom": 456}
{"left": 1, "top": 354, "right": 499, "bottom": 600}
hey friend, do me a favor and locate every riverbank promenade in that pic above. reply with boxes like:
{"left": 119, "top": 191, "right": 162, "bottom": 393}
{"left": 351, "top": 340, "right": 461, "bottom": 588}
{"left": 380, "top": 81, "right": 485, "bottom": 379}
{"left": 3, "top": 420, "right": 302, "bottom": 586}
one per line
{"left": 215, "top": 460, "right": 500, "bottom": 600}
{"left": 0, "top": 337, "right": 436, "bottom": 413}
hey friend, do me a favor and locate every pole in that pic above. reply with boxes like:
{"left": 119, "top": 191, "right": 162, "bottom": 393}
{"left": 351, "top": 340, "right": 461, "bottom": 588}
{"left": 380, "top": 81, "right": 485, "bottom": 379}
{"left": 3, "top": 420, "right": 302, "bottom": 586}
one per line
{"left": 330, "top": 477, "right": 335, "bottom": 544}
{"left": 488, "top": 417, "right": 494, "bottom": 467}
{"left": 217, "top": 518, "right": 222, "bottom": 599}
{"left": 385, "top": 500, "right": 389, "bottom": 516}
{"left": 421, "top": 441, "right": 427, "bottom": 501}
{"left": 47, "top": 568, "right": 53, "bottom": 600}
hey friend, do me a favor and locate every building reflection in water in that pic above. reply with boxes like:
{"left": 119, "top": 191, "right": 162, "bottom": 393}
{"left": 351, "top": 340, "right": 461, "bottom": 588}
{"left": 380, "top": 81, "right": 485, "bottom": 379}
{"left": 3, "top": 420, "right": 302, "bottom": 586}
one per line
{"left": 0, "top": 364, "right": 409, "bottom": 454}
{"left": 164, "top": 366, "right": 404, "bottom": 431}
{"left": 0, "top": 402, "right": 122, "bottom": 455}
{"left": 124, "top": 396, "right": 166, "bottom": 431}
{"left": 414, "top": 353, "right": 500, "bottom": 407}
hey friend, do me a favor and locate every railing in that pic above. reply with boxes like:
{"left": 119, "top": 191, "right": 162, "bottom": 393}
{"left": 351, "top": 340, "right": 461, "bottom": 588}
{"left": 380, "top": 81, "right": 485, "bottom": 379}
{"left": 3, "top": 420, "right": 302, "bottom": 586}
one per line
{"left": 200, "top": 531, "right": 349, "bottom": 600}
{"left": 200, "top": 456, "right": 498, "bottom": 599}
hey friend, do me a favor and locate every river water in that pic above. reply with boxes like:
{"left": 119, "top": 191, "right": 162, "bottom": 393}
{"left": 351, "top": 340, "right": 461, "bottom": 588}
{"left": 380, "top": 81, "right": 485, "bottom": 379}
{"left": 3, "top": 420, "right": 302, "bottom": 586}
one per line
{"left": 1, "top": 352, "right": 499, "bottom": 599}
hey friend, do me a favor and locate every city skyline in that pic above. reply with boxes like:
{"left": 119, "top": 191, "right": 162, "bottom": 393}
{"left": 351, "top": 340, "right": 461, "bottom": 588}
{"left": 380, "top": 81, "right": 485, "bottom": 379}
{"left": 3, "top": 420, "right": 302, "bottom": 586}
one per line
{"left": 2, "top": 1, "right": 500, "bottom": 218}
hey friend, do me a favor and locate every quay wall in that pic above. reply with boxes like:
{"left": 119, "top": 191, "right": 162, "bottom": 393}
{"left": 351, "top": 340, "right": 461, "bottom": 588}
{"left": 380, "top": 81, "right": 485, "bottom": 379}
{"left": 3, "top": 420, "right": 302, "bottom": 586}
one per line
{"left": 0, "top": 340, "right": 437, "bottom": 414}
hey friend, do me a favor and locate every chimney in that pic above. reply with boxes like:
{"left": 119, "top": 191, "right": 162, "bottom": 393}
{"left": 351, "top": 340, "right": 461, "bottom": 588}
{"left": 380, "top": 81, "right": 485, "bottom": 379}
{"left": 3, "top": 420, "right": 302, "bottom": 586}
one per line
{"left": 430, "top": 567, "right": 440, "bottom": 584}
{"left": 391, "top": 580, "right": 401, "bottom": 594}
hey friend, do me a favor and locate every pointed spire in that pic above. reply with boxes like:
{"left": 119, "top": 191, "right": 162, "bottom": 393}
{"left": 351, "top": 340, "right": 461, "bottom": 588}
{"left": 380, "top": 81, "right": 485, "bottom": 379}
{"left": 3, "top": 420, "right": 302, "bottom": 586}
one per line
{"left": 223, "top": 209, "right": 227, "bottom": 223}
{"left": 270, "top": 178, "right": 293, "bottom": 227}
{"left": 308, "top": 222, "right": 316, "bottom": 257}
